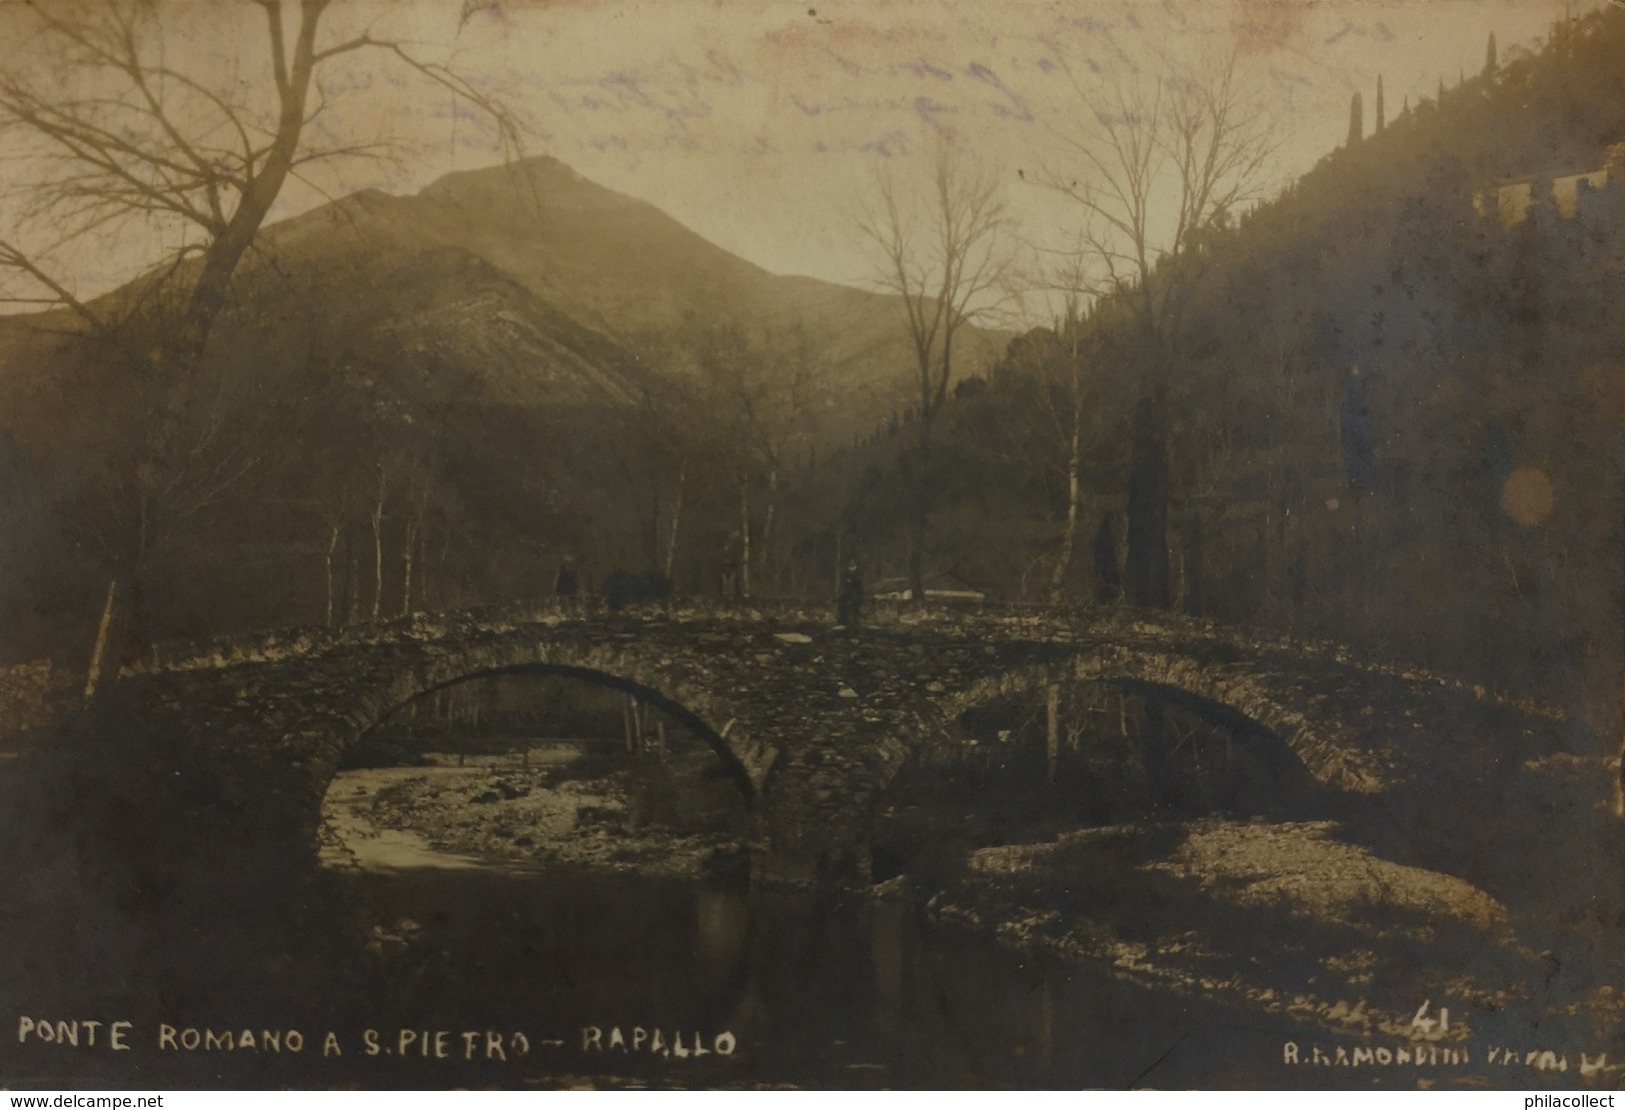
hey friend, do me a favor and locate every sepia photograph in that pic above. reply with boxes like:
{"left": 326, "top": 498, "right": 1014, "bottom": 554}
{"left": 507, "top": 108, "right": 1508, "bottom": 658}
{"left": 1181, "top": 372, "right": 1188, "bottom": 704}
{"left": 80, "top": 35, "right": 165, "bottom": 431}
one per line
{"left": 0, "top": 0, "right": 1622, "bottom": 1091}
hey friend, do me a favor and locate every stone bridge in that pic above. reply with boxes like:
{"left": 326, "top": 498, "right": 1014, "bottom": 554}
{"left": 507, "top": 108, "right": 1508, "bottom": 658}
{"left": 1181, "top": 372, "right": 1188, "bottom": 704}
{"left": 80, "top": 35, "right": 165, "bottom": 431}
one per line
{"left": 125, "top": 601, "right": 1608, "bottom": 889}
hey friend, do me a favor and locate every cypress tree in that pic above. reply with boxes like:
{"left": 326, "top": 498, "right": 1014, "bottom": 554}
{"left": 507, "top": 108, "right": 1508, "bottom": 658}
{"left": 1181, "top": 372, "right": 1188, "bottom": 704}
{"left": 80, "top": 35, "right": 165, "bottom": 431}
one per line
{"left": 1485, "top": 32, "right": 1498, "bottom": 75}
{"left": 1375, "top": 75, "right": 1386, "bottom": 132}
{"left": 1347, "top": 90, "right": 1363, "bottom": 145}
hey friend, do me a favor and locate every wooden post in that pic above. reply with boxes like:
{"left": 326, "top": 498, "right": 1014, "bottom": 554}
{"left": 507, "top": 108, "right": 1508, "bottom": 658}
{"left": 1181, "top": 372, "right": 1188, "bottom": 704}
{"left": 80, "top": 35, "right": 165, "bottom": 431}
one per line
{"left": 1046, "top": 683, "right": 1060, "bottom": 785}
{"left": 83, "top": 579, "right": 118, "bottom": 701}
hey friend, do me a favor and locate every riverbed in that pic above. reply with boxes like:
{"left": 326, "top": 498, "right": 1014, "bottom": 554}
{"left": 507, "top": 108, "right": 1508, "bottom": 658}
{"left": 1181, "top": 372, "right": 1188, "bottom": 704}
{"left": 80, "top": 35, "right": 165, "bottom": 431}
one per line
{"left": 314, "top": 762, "right": 1293, "bottom": 1087}
{"left": 309, "top": 763, "right": 1622, "bottom": 1089}
{"left": 319, "top": 752, "right": 743, "bottom": 878}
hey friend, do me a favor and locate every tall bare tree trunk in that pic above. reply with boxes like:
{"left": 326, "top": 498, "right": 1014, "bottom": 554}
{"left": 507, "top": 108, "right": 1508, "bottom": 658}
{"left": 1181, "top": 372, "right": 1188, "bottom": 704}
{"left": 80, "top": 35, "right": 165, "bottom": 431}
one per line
{"left": 401, "top": 490, "right": 425, "bottom": 618}
{"left": 760, "top": 464, "right": 779, "bottom": 595}
{"left": 370, "top": 466, "right": 388, "bottom": 622}
{"left": 324, "top": 519, "right": 341, "bottom": 627}
{"left": 345, "top": 547, "right": 359, "bottom": 626}
{"left": 416, "top": 527, "right": 431, "bottom": 614}
{"left": 83, "top": 580, "right": 118, "bottom": 701}
{"left": 1049, "top": 414, "right": 1083, "bottom": 603}
{"left": 434, "top": 533, "right": 451, "bottom": 612}
{"left": 400, "top": 531, "right": 415, "bottom": 618}
{"left": 857, "top": 155, "right": 1013, "bottom": 610}
{"left": 663, "top": 459, "right": 686, "bottom": 580}
{"left": 738, "top": 482, "right": 752, "bottom": 600}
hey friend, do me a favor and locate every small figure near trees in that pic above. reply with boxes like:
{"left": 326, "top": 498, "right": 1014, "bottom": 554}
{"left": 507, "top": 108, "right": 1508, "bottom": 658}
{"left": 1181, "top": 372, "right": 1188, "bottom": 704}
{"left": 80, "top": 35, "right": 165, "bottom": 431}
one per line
{"left": 837, "top": 556, "right": 864, "bottom": 631}
{"left": 554, "top": 555, "right": 580, "bottom": 614}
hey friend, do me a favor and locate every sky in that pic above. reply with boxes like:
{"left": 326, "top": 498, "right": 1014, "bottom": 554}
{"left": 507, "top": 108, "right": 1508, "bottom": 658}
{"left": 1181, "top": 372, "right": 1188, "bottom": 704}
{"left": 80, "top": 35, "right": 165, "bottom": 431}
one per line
{"left": 0, "top": 0, "right": 1605, "bottom": 305}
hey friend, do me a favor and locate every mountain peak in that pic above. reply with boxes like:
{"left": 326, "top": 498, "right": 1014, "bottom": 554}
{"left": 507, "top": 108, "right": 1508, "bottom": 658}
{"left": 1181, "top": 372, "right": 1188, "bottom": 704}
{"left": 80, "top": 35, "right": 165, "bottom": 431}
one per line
{"left": 416, "top": 153, "right": 627, "bottom": 209}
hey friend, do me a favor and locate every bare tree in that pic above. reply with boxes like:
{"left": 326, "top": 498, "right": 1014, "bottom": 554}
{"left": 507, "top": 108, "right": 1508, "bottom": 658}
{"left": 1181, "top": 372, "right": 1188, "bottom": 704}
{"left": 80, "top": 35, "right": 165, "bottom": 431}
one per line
{"left": 661, "top": 457, "right": 685, "bottom": 582}
{"left": 1022, "top": 246, "right": 1110, "bottom": 604}
{"left": 618, "top": 378, "right": 687, "bottom": 583}
{"left": 1045, "top": 307, "right": 1091, "bottom": 605}
{"left": 858, "top": 151, "right": 1017, "bottom": 606}
{"left": 318, "top": 490, "right": 350, "bottom": 627}
{"left": 756, "top": 326, "right": 825, "bottom": 593}
{"left": 399, "top": 472, "right": 429, "bottom": 619}
{"left": 691, "top": 321, "right": 825, "bottom": 599}
{"left": 1041, "top": 46, "right": 1276, "bottom": 608}
{"left": 368, "top": 462, "right": 391, "bottom": 623}
{"left": 0, "top": 0, "right": 519, "bottom": 674}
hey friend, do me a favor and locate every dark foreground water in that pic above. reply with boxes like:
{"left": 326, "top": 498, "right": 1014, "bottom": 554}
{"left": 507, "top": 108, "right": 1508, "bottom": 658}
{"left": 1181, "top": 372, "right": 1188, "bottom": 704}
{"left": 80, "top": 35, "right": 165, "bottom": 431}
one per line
{"left": 10, "top": 824, "right": 1597, "bottom": 1090}
{"left": 0, "top": 752, "right": 1319, "bottom": 1092}
{"left": 2, "top": 861, "right": 1294, "bottom": 1089}
{"left": 319, "top": 863, "right": 1281, "bottom": 1089}
{"left": 0, "top": 775, "right": 1369, "bottom": 1091}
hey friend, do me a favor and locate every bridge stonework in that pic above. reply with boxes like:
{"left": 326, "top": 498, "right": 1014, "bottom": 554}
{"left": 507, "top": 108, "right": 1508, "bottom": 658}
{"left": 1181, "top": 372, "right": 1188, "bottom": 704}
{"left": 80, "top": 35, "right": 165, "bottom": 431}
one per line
{"left": 128, "top": 603, "right": 1605, "bottom": 888}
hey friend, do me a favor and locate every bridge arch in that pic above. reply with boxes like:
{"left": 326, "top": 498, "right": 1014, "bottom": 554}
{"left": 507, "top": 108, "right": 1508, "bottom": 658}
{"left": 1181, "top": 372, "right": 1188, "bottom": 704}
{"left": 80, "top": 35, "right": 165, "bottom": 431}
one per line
{"left": 352, "top": 661, "right": 756, "bottom": 808}
{"left": 936, "top": 645, "right": 1386, "bottom": 796}
{"left": 278, "top": 632, "right": 777, "bottom": 854}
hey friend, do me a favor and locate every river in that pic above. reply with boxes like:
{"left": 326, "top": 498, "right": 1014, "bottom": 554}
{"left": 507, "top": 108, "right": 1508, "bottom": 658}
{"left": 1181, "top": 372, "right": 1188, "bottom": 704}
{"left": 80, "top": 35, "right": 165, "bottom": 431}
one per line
{"left": 314, "top": 765, "right": 1292, "bottom": 1089}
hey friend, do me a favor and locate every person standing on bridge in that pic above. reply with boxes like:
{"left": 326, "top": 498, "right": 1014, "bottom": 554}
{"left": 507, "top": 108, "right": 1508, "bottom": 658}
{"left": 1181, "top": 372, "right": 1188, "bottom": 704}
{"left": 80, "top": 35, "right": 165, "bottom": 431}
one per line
{"left": 837, "top": 556, "right": 863, "bottom": 632}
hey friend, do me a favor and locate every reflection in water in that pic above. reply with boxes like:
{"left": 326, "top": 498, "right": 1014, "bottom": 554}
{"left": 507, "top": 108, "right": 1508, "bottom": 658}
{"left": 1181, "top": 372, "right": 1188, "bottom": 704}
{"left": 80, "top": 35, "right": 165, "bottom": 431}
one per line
{"left": 320, "top": 772, "right": 1277, "bottom": 1088}
{"left": 695, "top": 887, "right": 750, "bottom": 973}
{"left": 341, "top": 860, "right": 1264, "bottom": 1088}
{"left": 871, "top": 900, "right": 904, "bottom": 1038}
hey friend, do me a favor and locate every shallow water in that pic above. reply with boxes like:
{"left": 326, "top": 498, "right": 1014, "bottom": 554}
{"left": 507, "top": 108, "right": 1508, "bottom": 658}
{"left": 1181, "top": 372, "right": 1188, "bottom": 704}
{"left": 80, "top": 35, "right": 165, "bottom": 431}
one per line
{"left": 322, "top": 767, "right": 489, "bottom": 869}
{"left": 312, "top": 768, "right": 1281, "bottom": 1089}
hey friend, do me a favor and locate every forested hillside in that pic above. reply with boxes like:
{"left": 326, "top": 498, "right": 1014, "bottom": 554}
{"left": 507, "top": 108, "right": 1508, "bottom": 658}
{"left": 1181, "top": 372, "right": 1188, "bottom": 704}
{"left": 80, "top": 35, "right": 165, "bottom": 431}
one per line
{"left": 793, "top": 5, "right": 1625, "bottom": 736}
{"left": 0, "top": 157, "right": 1005, "bottom": 658}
